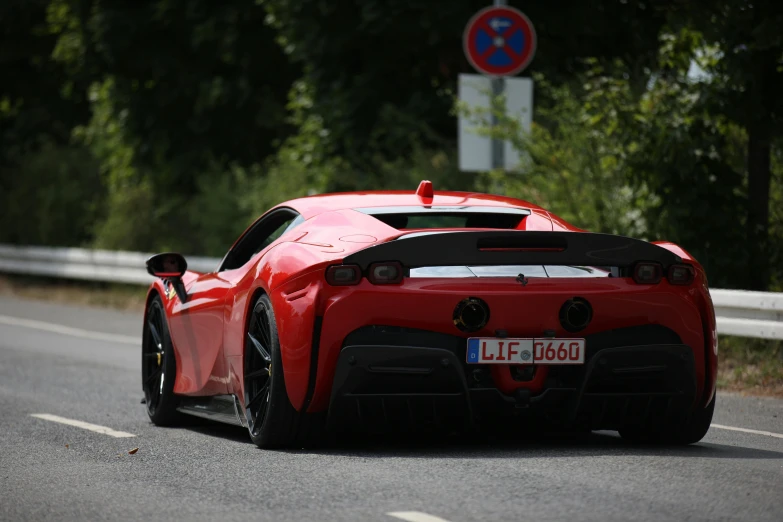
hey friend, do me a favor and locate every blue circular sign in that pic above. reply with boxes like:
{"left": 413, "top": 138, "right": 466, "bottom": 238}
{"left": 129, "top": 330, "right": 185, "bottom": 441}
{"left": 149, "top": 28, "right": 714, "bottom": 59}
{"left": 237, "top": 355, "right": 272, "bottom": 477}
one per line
{"left": 464, "top": 6, "right": 537, "bottom": 76}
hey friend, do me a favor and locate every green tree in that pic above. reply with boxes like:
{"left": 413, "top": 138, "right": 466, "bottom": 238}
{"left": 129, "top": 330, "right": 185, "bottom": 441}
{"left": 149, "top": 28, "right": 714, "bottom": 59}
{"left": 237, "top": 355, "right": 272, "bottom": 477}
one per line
{"left": 663, "top": 1, "right": 783, "bottom": 289}
{"left": 50, "top": 0, "right": 300, "bottom": 191}
{"left": 461, "top": 70, "right": 650, "bottom": 238}
{"left": 460, "top": 53, "right": 757, "bottom": 289}
{"left": 45, "top": 0, "right": 304, "bottom": 253}
{"left": 0, "top": 141, "right": 104, "bottom": 246}
{"left": 0, "top": 0, "right": 89, "bottom": 164}
{"left": 771, "top": 140, "right": 783, "bottom": 290}
{"left": 0, "top": 0, "right": 96, "bottom": 245}
{"left": 265, "top": 0, "right": 666, "bottom": 179}
{"left": 631, "top": 67, "right": 750, "bottom": 288}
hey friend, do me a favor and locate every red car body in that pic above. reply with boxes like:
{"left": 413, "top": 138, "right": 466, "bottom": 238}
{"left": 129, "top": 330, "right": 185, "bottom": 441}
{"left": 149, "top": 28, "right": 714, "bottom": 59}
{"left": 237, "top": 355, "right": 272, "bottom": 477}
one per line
{"left": 143, "top": 183, "right": 718, "bottom": 444}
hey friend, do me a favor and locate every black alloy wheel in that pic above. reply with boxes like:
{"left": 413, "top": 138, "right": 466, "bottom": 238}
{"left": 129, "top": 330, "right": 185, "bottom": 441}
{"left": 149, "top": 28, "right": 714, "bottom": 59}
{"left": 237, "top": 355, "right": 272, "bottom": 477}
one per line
{"left": 243, "top": 293, "right": 326, "bottom": 448}
{"left": 141, "top": 295, "right": 181, "bottom": 425}
{"left": 244, "top": 297, "right": 274, "bottom": 438}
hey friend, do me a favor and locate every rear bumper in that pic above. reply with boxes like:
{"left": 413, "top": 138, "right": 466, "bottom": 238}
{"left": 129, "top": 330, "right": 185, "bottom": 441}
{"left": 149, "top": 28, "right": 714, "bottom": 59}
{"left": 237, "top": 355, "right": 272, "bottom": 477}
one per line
{"left": 309, "top": 276, "right": 711, "bottom": 413}
{"left": 327, "top": 325, "right": 697, "bottom": 433}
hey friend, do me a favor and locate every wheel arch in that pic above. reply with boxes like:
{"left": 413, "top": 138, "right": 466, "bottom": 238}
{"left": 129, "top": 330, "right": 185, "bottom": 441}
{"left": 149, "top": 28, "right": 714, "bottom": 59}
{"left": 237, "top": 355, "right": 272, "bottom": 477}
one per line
{"left": 142, "top": 284, "right": 166, "bottom": 341}
{"left": 237, "top": 285, "right": 269, "bottom": 399}
{"left": 142, "top": 283, "right": 181, "bottom": 385}
{"left": 240, "top": 273, "right": 324, "bottom": 413}
{"left": 653, "top": 240, "right": 717, "bottom": 408}
{"left": 140, "top": 283, "right": 183, "bottom": 425}
{"left": 144, "top": 284, "right": 163, "bottom": 313}
{"left": 242, "top": 286, "right": 269, "bottom": 354}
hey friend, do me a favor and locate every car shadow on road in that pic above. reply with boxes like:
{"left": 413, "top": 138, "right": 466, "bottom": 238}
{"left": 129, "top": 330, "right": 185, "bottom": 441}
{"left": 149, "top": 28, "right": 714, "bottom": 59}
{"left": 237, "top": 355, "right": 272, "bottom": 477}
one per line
{"left": 283, "top": 431, "right": 783, "bottom": 460}
{"left": 177, "top": 420, "right": 783, "bottom": 460}
{"left": 179, "top": 419, "right": 254, "bottom": 444}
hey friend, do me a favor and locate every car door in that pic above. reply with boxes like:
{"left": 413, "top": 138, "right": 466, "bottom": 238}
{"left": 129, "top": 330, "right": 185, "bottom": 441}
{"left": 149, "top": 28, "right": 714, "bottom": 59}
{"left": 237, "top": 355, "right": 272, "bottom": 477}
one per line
{"left": 215, "top": 208, "right": 306, "bottom": 395}
{"left": 166, "top": 209, "right": 304, "bottom": 397}
{"left": 166, "top": 267, "right": 233, "bottom": 396}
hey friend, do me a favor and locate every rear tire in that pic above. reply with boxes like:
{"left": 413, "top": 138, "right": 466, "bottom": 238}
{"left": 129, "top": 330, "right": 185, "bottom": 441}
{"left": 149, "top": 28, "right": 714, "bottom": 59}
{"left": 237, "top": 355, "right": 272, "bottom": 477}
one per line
{"left": 142, "top": 295, "right": 182, "bottom": 426}
{"left": 619, "top": 393, "right": 715, "bottom": 445}
{"left": 244, "top": 294, "right": 324, "bottom": 449}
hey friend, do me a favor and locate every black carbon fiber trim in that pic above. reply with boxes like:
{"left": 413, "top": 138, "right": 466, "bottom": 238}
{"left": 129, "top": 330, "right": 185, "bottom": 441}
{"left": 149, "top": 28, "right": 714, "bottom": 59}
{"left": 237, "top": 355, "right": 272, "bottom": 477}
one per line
{"left": 343, "top": 231, "right": 682, "bottom": 270}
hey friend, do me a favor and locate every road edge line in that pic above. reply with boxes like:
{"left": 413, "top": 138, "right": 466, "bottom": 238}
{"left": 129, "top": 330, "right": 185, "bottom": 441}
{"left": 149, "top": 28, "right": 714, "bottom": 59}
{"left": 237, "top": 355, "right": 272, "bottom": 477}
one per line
{"left": 711, "top": 423, "right": 783, "bottom": 439}
{"left": 30, "top": 413, "right": 137, "bottom": 438}
{"left": 0, "top": 314, "right": 138, "bottom": 345}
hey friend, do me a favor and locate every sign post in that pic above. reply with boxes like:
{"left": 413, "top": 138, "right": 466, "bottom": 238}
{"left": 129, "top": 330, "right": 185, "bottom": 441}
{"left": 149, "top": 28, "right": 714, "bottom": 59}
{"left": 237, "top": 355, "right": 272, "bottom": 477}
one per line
{"left": 460, "top": 2, "right": 537, "bottom": 172}
{"left": 491, "top": 0, "right": 506, "bottom": 171}
{"left": 491, "top": 69, "right": 504, "bottom": 170}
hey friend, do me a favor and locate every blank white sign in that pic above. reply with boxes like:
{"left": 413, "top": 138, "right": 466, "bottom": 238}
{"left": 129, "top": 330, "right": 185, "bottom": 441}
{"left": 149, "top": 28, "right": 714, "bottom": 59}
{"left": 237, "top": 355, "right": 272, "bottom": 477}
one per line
{"left": 458, "top": 73, "right": 533, "bottom": 172}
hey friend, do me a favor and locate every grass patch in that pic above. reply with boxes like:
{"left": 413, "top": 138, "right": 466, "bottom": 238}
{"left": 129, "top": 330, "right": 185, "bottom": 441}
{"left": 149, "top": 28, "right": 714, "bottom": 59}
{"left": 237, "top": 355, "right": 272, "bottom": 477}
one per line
{"left": 717, "top": 335, "right": 783, "bottom": 396}
{"left": 0, "top": 274, "right": 148, "bottom": 312}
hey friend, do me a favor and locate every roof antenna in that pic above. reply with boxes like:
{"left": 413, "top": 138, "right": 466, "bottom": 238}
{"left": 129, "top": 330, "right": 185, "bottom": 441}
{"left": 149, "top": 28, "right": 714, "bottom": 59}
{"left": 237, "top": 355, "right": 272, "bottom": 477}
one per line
{"left": 416, "top": 180, "right": 434, "bottom": 199}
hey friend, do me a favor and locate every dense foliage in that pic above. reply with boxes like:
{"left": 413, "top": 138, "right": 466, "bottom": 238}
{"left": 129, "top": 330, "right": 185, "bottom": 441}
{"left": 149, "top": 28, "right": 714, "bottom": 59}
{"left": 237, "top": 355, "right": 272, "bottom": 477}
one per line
{"left": 0, "top": 0, "right": 781, "bottom": 290}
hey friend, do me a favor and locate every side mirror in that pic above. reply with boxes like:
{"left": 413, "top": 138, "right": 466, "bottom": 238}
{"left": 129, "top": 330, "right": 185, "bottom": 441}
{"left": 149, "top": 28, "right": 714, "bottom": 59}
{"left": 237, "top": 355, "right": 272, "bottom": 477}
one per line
{"left": 146, "top": 253, "right": 187, "bottom": 279}
{"left": 146, "top": 253, "right": 189, "bottom": 303}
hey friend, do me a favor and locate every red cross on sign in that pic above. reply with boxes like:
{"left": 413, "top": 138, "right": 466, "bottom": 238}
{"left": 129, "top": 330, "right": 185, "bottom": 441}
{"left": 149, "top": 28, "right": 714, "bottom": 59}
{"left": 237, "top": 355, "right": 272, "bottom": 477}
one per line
{"left": 463, "top": 5, "right": 537, "bottom": 76}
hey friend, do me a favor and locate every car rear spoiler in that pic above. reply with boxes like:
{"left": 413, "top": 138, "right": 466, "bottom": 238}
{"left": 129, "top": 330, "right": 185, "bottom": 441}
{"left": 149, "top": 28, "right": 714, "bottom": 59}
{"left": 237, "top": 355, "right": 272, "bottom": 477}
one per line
{"left": 343, "top": 231, "right": 682, "bottom": 270}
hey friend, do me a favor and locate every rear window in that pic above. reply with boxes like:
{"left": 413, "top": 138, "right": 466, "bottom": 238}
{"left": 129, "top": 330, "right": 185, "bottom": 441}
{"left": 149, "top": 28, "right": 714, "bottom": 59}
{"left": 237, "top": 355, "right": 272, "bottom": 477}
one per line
{"left": 356, "top": 206, "right": 529, "bottom": 230}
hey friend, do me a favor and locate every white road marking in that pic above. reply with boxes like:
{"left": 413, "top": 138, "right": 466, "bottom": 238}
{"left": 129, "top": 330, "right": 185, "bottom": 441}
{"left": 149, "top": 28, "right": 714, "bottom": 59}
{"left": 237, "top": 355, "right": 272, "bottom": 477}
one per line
{"left": 0, "top": 314, "right": 138, "bottom": 345}
{"left": 711, "top": 423, "right": 783, "bottom": 440}
{"left": 388, "top": 512, "right": 453, "bottom": 522}
{"left": 30, "top": 414, "right": 136, "bottom": 438}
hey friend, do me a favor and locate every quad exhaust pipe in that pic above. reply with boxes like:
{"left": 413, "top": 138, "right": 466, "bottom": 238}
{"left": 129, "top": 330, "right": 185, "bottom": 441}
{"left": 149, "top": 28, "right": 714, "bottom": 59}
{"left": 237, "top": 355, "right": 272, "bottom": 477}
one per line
{"left": 559, "top": 297, "right": 593, "bottom": 332}
{"left": 451, "top": 296, "right": 592, "bottom": 334}
{"left": 453, "top": 297, "right": 490, "bottom": 333}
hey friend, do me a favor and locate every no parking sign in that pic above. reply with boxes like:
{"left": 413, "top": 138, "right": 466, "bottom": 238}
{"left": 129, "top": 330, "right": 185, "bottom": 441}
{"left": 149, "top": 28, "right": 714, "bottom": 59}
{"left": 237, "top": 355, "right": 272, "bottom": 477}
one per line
{"left": 463, "top": 5, "right": 537, "bottom": 77}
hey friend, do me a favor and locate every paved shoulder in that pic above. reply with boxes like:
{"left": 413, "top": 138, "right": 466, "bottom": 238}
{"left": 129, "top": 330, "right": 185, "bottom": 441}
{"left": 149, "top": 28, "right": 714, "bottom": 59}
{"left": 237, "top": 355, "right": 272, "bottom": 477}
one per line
{"left": 0, "top": 294, "right": 143, "bottom": 337}
{"left": 714, "top": 392, "right": 783, "bottom": 436}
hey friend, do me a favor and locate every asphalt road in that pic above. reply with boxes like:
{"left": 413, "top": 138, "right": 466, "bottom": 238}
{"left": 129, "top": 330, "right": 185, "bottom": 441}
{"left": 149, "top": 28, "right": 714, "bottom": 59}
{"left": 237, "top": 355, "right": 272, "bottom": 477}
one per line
{"left": 1, "top": 295, "right": 782, "bottom": 522}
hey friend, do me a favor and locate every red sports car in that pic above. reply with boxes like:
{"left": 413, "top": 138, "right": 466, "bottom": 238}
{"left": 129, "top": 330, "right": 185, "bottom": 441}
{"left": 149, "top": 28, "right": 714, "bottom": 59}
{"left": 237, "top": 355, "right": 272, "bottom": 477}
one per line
{"left": 142, "top": 181, "right": 718, "bottom": 448}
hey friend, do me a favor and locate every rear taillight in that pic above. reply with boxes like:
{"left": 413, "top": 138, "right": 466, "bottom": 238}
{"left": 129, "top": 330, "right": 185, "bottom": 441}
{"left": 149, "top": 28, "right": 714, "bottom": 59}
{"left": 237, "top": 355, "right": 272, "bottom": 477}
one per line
{"left": 325, "top": 264, "right": 361, "bottom": 286}
{"left": 633, "top": 262, "right": 662, "bottom": 284}
{"left": 367, "top": 262, "right": 404, "bottom": 284}
{"left": 667, "top": 264, "right": 695, "bottom": 285}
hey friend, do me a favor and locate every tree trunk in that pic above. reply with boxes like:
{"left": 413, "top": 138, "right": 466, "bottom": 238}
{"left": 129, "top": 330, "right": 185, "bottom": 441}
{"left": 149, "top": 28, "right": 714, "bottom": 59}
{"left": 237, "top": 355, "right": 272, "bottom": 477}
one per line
{"left": 746, "top": 120, "right": 772, "bottom": 290}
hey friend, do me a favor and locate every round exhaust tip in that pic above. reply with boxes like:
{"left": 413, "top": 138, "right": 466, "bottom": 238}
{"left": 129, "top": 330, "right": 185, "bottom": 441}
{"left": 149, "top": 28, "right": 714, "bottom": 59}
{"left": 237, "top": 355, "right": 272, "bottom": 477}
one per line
{"left": 453, "top": 297, "right": 490, "bottom": 332}
{"left": 559, "top": 297, "right": 593, "bottom": 332}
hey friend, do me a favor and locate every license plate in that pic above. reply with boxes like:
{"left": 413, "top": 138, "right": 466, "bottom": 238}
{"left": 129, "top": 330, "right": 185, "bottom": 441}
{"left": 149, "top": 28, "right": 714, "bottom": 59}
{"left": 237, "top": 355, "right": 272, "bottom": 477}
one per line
{"left": 466, "top": 338, "right": 586, "bottom": 365}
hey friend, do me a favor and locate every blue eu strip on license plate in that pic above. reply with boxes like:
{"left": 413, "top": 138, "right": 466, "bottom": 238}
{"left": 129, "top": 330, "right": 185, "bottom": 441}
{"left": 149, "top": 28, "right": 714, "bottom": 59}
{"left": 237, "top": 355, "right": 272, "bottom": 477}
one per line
{"left": 467, "top": 338, "right": 481, "bottom": 363}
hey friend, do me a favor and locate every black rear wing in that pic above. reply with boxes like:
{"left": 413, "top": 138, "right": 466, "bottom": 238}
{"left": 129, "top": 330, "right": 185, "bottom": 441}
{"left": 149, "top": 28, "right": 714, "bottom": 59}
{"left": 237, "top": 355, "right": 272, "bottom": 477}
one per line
{"left": 343, "top": 231, "right": 682, "bottom": 270}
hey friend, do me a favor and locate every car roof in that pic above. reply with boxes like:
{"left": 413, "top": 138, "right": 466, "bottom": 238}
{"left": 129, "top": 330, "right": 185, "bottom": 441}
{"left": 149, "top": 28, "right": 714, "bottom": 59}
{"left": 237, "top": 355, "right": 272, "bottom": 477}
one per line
{"left": 282, "top": 184, "right": 548, "bottom": 220}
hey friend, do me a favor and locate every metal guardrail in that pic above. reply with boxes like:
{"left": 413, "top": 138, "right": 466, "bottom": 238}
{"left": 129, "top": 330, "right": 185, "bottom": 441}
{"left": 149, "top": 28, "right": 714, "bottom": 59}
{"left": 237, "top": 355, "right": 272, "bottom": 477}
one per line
{"left": 709, "top": 290, "right": 783, "bottom": 341}
{"left": 0, "top": 244, "right": 781, "bottom": 340}
{"left": 0, "top": 244, "right": 219, "bottom": 286}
